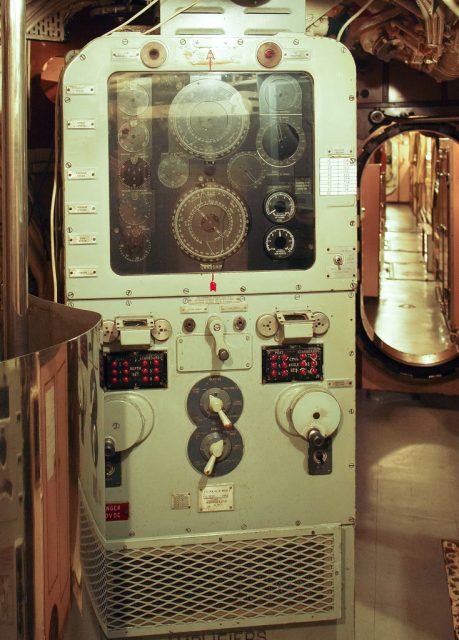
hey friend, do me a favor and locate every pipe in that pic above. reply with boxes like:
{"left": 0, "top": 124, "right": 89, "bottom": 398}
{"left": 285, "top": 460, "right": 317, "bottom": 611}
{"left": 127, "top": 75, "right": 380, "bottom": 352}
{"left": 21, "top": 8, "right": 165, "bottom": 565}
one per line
{"left": 1, "top": 0, "right": 29, "bottom": 359}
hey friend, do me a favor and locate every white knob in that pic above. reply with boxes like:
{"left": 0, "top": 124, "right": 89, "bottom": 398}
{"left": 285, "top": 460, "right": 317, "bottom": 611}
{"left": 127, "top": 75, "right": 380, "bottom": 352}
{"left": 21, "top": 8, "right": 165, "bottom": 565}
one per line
{"left": 208, "top": 394, "right": 233, "bottom": 429}
{"left": 203, "top": 439, "right": 225, "bottom": 476}
{"left": 275, "top": 386, "right": 341, "bottom": 441}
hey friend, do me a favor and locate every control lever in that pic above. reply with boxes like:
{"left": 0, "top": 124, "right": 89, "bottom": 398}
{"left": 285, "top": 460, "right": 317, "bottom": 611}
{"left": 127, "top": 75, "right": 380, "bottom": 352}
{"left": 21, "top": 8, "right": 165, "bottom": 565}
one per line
{"left": 203, "top": 439, "right": 225, "bottom": 476}
{"left": 209, "top": 394, "right": 233, "bottom": 429}
{"left": 207, "top": 315, "right": 230, "bottom": 361}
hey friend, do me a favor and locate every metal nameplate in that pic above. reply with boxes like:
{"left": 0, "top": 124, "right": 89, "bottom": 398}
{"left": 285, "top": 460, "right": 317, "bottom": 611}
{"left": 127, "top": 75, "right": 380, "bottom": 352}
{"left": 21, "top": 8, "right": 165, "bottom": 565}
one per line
{"left": 327, "top": 379, "right": 353, "bottom": 388}
{"left": 68, "top": 234, "right": 97, "bottom": 245}
{"left": 199, "top": 484, "right": 234, "bottom": 513}
{"left": 112, "top": 48, "right": 140, "bottom": 60}
{"left": 65, "top": 84, "right": 95, "bottom": 95}
{"left": 67, "top": 203, "right": 97, "bottom": 214}
{"left": 67, "top": 168, "right": 96, "bottom": 180}
{"left": 69, "top": 267, "right": 97, "bottom": 278}
{"left": 66, "top": 119, "right": 95, "bottom": 129}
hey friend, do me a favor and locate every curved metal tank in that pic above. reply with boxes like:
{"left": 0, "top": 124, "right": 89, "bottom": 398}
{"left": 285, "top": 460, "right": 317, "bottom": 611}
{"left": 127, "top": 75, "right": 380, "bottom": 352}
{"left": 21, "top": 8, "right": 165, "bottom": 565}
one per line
{"left": 0, "top": 296, "right": 102, "bottom": 640}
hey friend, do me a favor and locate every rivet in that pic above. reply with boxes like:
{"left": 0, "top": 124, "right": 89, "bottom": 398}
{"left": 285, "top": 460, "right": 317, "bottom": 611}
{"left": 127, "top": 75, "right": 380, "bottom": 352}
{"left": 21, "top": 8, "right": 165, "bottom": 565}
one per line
{"left": 349, "top": 95, "right": 355, "bottom": 101}
{"left": 240, "top": 286, "right": 246, "bottom": 292}
{"left": 122, "top": 38, "right": 128, "bottom": 45}
{"left": 80, "top": 54, "right": 86, "bottom": 61}
{"left": 293, "top": 39, "right": 299, "bottom": 45}
{"left": 65, "top": 97, "right": 71, "bottom": 103}
{"left": 180, "top": 39, "right": 186, "bottom": 45}
{"left": 126, "top": 290, "right": 132, "bottom": 296}
{"left": 349, "top": 350, "right": 354, "bottom": 356}
{"left": 65, "top": 162, "right": 72, "bottom": 168}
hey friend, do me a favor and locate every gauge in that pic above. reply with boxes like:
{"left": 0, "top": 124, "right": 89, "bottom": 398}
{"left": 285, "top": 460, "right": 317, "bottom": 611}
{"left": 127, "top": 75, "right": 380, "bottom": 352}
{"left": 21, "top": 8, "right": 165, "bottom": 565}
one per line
{"left": 118, "top": 121, "right": 150, "bottom": 153}
{"left": 158, "top": 154, "right": 189, "bottom": 188}
{"left": 227, "top": 152, "right": 264, "bottom": 190}
{"left": 119, "top": 227, "right": 151, "bottom": 262}
{"left": 118, "top": 85, "right": 149, "bottom": 116}
{"left": 257, "top": 120, "right": 306, "bottom": 167}
{"left": 260, "top": 74, "right": 302, "bottom": 112}
{"left": 264, "top": 191, "right": 296, "bottom": 223}
{"left": 264, "top": 227, "right": 295, "bottom": 259}
{"left": 120, "top": 157, "right": 150, "bottom": 189}
{"left": 172, "top": 185, "right": 249, "bottom": 262}
{"left": 119, "top": 193, "right": 152, "bottom": 225}
{"left": 169, "top": 78, "right": 250, "bottom": 160}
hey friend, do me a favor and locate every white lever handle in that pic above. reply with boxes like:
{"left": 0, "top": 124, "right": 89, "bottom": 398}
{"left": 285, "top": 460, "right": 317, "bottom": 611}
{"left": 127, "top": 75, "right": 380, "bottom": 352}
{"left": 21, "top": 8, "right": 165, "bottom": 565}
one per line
{"left": 208, "top": 394, "right": 233, "bottom": 429}
{"left": 203, "top": 439, "right": 225, "bottom": 476}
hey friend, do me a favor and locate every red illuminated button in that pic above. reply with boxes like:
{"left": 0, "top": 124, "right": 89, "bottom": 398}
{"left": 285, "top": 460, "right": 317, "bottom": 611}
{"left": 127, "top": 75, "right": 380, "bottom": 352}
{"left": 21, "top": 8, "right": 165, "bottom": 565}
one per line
{"left": 123, "top": 377, "right": 129, "bottom": 383}
{"left": 111, "top": 362, "right": 117, "bottom": 368}
{"left": 154, "top": 367, "right": 160, "bottom": 374}
{"left": 123, "top": 369, "right": 129, "bottom": 375}
{"left": 123, "top": 360, "right": 129, "bottom": 367}
{"left": 300, "top": 353, "right": 306, "bottom": 359}
{"left": 153, "top": 359, "right": 160, "bottom": 366}
{"left": 112, "top": 377, "right": 118, "bottom": 384}
{"left": 281, "top": 354, "right": 288, "bottom": 361}
{"left": 142, "top": 368, "right": 149, "bottom": 374}
{"left": 300, "top": 360, "right": 307, "bottom": 367}
{"left": 264, "top": 48, "right": 275, "bottom": 59}
{"left": 311, "top": 353, "right": 317, "bottom": 360}
{"left": 281, "top": 362, "right": 288, "bottom": 369}
{"left": 153, "top": 375, "right": 160, "bottom": 382}
{"left": 310, "top": 368, "right": 318, "bottom": 375}
{"left": 271, "top": 370, "right": 278, "bottom": 377}
{"left": 142, "top": 360, "right": 148, "bottom": 366}
{"left": 300, "top": 368, "right": 306, "bottom": 375}
{"left": 281, "top": 370, "right": 288, "bottom": 377}
{"left": 270, "top": 355, "right": 277, "bottom": 362}
{"left": 142, "top": 376, "right": 149, "bottom": 383}
{"left": 271, "top": 362, "right": 278, "bottom": 368}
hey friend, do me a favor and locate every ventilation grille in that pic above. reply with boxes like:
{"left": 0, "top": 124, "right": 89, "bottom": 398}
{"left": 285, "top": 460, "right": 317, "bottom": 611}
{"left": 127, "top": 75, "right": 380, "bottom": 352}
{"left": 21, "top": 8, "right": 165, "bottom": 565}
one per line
{"left": 27, "top": 12, "right": 65, "bottom": 41}
{"left": 80, "top": 499, "right": 341, "bottom": 636}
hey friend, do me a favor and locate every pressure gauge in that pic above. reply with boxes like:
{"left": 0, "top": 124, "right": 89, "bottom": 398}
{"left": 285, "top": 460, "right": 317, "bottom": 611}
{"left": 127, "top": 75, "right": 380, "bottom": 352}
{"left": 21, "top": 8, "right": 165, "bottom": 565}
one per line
{"left": 120, "top": 157, "right": 150, "bottom": 189}
{"left": 118, "top": 121, "right": 150, "bottom": 153}
{"left": 169, "top": 78, "right": 250, "bottom": 160}
{"left": 119, "top": 193, "right": 152, "bottom": 225}
{"left": 118, "top": 85, "right": 149, "bottom": 116}
{"left": 227, "top": 152, "right": 264, "bottom": 190}
{"left": 157, "top": 154, "right": 189, "bottom": 189}
{"left": 257, "top": 119, "right": 306, "bottom": 167}
{"left": 264, "top": 227, "right": 295, "bottom": 259}
{"left": 119, "top": 227, "right": 151, "bottom": 262}
{"left": 260, "top": 74, "right": 302, "bottom": 112}
{"left": 172, "top": 184, "right": 249, "bottom": 262}
{"left": 264, "top": 191, "right": 296, "bottom": 223}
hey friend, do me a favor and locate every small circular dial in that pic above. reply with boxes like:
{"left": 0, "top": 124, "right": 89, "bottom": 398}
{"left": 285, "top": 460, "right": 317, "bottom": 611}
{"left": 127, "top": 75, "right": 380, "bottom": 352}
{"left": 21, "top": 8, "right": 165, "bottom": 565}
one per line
{"left": 264, "top": 227, "right": 295, "bottom": 259}
{"left": 227, "top": 152, "right": 264, "bottom": 190}
{"left": 260, "top": 74, "right": 302, "bottom": 112}
{"left": 264, "top": 191, "right": 296, "bottom": 223}
{"left": 119, "top": 193, "right": 152, "bottom": 225}
{"left": 257, "top": 120, "right": 306, "bottom": 167}
{"left": 172, "top": 185, "right": 249, "bottom": 262}
{"left": 118, "top": 121, "right": 150, "bottom": 153}
{"left": 118, "top": 85, "right": 149, "bottom": 116}
{"left": 157, "top": 154, "right": 189, "bottom": 188}
{"left": 120, "top": 157, "right": 150, "bottom": 188}
{"left": 119, "top": 227, "right": 151, "bottom": 262}
{"left": 169, "top": 79, "right": 250, "bottom": 160}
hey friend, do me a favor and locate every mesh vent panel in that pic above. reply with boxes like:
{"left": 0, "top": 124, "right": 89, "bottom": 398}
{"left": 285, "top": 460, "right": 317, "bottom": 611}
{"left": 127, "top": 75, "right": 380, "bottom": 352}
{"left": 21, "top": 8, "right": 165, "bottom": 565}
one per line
{"left": 80, "top": 498, "right": 340, "bottom": 635}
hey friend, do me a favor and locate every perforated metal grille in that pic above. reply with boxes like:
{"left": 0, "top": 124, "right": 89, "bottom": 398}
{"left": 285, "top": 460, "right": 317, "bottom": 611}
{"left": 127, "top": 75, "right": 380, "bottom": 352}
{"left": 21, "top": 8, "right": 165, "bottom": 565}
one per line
{"left": 80, "top": 497, "right": 340, "bottom": 635}
{"left": 27, "top": 12, "right": 64, "bottom": 41}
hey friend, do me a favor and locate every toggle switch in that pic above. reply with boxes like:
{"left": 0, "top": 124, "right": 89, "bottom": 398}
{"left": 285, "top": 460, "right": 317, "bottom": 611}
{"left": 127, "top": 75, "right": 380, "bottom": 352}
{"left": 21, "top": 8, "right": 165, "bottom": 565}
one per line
{"left": 203, "top": 439, "right": 225, "bottom": 476}
{"left": 209, "top": 394, "right": 233, "bottom": 429}
{"left": 207, "top": 315, "right": 230, "bottom": 361}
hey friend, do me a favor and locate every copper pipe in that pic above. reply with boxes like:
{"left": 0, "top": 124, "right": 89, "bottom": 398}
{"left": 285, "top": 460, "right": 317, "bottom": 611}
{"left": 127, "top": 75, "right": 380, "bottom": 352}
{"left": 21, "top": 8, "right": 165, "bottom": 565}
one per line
{"left": 1, "top": 0, "right": 29, "bottom": 358}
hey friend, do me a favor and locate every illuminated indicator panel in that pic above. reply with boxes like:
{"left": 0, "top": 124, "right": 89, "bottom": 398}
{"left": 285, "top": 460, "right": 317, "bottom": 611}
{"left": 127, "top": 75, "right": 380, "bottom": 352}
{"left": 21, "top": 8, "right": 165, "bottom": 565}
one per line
{"left": 108, "top": 72, "right": 314, "bottom": 274}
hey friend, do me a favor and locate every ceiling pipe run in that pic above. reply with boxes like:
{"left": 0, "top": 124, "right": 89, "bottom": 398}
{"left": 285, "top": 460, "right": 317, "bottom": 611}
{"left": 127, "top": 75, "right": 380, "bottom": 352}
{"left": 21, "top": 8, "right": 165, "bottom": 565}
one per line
{"left": 1, "top": 0, "right": 29, "bottom": 359}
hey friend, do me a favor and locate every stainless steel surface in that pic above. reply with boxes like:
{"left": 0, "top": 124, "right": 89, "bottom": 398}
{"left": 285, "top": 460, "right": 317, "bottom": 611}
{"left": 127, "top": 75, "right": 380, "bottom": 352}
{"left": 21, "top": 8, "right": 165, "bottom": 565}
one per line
{"left": 1, "top": 0, "right": 29, "bottom": 359}
{"left": 0, "top": 297, "right": 101, "bottom": 640}
{"left": 362, "top": 204, "right": 458, "bottom": 366}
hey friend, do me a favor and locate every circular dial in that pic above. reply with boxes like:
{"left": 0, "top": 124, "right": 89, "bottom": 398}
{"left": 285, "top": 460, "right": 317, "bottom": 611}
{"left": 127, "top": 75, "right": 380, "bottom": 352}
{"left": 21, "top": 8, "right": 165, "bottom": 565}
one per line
{"left": 264, "top": 226, "right": 295, "bottom": 259}
{"left": 118, "top": 121, "right": 150, "bottom": 153}
{"left": 120, "top": 157, "right": 150, "bottom": 188}
{"left": 257, "top": 120, "right": 306, "bottom": 167}
{"left": 227, "top": 152, "right": 264, "bottom": 190}
{"left": 118, "top": 85, "right": 149, "bottom": 116}
{"left": 260, "top": 74, "right": 302, "bottom": 112}
{"left": 172, "top": 185, "right": 249, "bottom": 262}
{"left": 119, "top": 227, "right": 151, "bottom": 262}
{"left": 169, "top": 79, "right": 250, "bottom": 159}
{"left": 119, "top": 193, "right": 152, "bottom": 225}
{"left": 264, "top": 191, "right": 296, "bottom": 223}
{"left": 157, "top": 154, "right": 189, "bottom": 188}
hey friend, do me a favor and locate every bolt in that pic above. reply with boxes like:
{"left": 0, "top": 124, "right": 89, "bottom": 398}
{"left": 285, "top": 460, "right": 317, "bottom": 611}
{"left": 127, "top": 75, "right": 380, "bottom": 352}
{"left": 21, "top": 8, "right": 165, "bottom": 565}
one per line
{"left": 126, "top": 290, "right": 132, "bottom": 296}
{"left": 122, "top": 38, "right": 128, "bottom": 45}
{"left": 348, "top": 517, "right": 355, "bottom": 524}
{"left": 183, "top": 288, "right": 189, "bottom": 294}
{"left": 241, "top": 524, "right": 247, "bottom": 530}
{"left": 240, "top": 286, "right": 246, "bottom": 292}
{"left": 349, "top": 95, "right": 355, "bottom": 101}
{"left": 349, "top": 463, "right": 355, "bottom": 468}
{"left": 214, "top": 324, "right": 221, "bottom": 331}
{"left": 80, "top": 54, "right": 86, "bottom": 61}
{"left": 112, "top": 422, "right": 120, "bottom": 430}
{"left": 238, "top": 38, "right": 244, "bottom": 45}
{"left": 65, "top": 97, "right": 70, "bottom": 103}
{"left": 349, "top": 350, "right": 354, "bottom": 356}
{"left": 67, "top": 291, "right": 74, "bottom": 299}
{"left": 67, "top": 227, "right": 73, "bottom": 233}
{"left": 295, "top": 520, "right": 301, "bottom": 526}
{"left": 348, "top": 292, "right": 354, "bottom": 298}
{"left": 349, "top": 408, "right": 355, "bottom": 414}
{"left": 129, "top": 530, "right": 136, "bottom": 537}
{"left": 293, "top": 39, "right": 299, "bottom": 45}
{"left": 65, "top": 162, "right": 72, "bottom": 168}
{"left": 126, "top": 300, "right": 132, "bottom": 306}
{"left": 180, "top": 38, "right": 186, "bottom": 45}
{"left": 68, "top": 302, "right": 75, "bottom": 307}
{"left": 296, "top": 284, "right": 302, "bottom": 290}
{"left": 350, "top": 220, "right": 356, "bottom": 226}
{"left": 294, "top": 294, "right": 300, "bottom": 300}
{"left": 186, "top": 528, "right": 191, "bottom": 533}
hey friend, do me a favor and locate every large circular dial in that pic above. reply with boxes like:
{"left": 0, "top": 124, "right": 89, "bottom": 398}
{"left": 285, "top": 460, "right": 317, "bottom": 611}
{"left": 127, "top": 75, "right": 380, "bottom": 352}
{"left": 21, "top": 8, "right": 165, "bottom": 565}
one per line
{"left": 260, "top": 74, "right": 302, "bottom": 112}
{"left": 172, "top": 185, "right": 249, "bottom": 262}
{"left": 118, "top": 85, "right": 149, "bottom": 116}
{"left": 169, "top": 79, "right": 250, "bottom": 160}
{"left": 120, "top": 157, "right": 150, "bottom": 188}
{"left": 257, "top": 119, "right": 306, "bottom": 167}
{"left": 118, "top": 121, "right": 150, "bottom": 152}
{"left": 227, "top": 152, "right": 264, "bottom": 190}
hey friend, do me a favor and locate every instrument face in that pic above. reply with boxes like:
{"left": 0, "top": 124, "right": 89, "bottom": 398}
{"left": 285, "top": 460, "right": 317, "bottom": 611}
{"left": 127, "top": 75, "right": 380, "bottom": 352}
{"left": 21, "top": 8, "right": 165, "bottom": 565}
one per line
{"left": 108, "top": 71, "right": 315, "bottom": 275}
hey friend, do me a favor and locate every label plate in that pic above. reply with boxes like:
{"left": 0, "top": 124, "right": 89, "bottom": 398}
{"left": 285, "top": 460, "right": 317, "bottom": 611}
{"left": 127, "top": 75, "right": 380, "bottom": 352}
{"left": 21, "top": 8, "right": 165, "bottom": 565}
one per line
{"left": 199, "top": 484, "right": 234, "bottom": 512}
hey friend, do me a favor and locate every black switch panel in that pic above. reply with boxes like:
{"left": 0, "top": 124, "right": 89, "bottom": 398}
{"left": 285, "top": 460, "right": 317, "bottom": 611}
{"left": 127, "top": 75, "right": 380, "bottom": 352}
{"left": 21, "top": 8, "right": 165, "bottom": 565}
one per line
{"left": 103, "top": 350, "right": 167, "bottom": 390}
{"left": 262, "top": 344, "right": 323, "bottom": 383}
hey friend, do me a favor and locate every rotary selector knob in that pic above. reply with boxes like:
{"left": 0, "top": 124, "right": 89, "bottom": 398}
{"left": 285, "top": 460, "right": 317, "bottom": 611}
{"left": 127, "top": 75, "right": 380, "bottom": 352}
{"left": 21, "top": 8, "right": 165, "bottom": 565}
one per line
{"left": 104, "top": 392, "right": 154, "bottom": 452}
{"left": 276, "top": 386, "right": 341, "bottom": 442}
